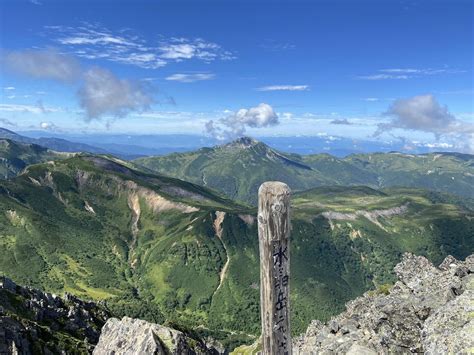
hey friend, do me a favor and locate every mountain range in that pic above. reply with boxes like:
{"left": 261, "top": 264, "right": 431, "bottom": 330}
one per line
{"left": 0, "top": 151, "right": 472, "bottom": 347}
{"left": 135, "top": 137, "right": 474, "bottom": 204}
{"left": 0, "top": 130, "right": 473, "bottom": 348}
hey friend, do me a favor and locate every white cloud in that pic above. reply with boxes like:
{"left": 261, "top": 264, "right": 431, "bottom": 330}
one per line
{"left": 257, "top": 85, "right": 309, "bottom": 91}
{"left": 423, "top": 142, "right": 453, "bottom": 149}
{"left": 378, "top": 94, "right": 474, "bottom": 153}
{"left": 40, "top": 121, "right": 61, "bottom": 131}
{"left": 45, "top": 23, "right": 234, "bottom": 69}
{"left": 165, "top": 73, "right": 215, "bottom": 83}
{"left": 205, "top": 103, "right": 279, "bottom": 140}
{"left": 364, "top": 97, "right": 379, "bottom": 102}
{"left": 0, "top": 103, "right": 59, "bottom": 114}
{"left": 3, "top": 87, "right": 15, "bottom": 91}
{"left": 78, "top": 67, "right": 154, "bottom": 119}
{"left": 158, "top": 38, "right": 234, "bottom": 62}
{"left": 3, "top": 49, "right": 81, "bottom": 82}
{"left": 357, "top": 67, "right": 465, "bottom": 80}
{"left": 380, "top": 68, "right": 465, "bottom": 75}
{"left": 357, "top": 74, "right": 410, "bottom": 80}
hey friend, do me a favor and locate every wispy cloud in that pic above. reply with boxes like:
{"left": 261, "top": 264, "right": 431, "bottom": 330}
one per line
{"left": 330, "top": 118, "right": 353, "bottom": 125}
{"left": 256, "top": 85, "right": 309, "bottom": 92}
{"left": 0, "top": 103, "right": 60, "bottom": 114}
{"left": 357, "top": 74, "right": 410, "bottom": 80}
{"left": 357, "top": 67, "right": 466, "bottom": 80}
{"left": 260, "top": 39, "right": 296, "bottom": 51}
{"left": 0, "top": 118, "right": 17, "bottom": 127}
{"left": 3, "top": 49, "right": 81, "bottom": 82}
{"left": 44, "top": 23, "right": 235, "bottom": 69}
{"left": 3, "top": 87, "right": 15, "bottom": 91}
{"left": 165, "top": 73, "right": 215, "bottom": 83}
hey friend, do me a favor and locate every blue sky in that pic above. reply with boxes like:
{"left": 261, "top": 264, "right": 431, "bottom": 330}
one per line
{"left": 0, "top": 0, "right": 473, "bottom": 151}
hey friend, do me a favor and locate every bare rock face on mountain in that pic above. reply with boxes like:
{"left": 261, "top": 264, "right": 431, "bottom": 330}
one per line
{"left": 93, "top": 317, "right": 216, "bottom": 355}
{"left": 293, "top": 253, "right": 474, "bottom": 354}
{"left": 0, "top": 276, "right": 109, "bottom": 354}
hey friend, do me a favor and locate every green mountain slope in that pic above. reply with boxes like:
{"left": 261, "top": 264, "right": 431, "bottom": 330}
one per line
{"left": 0, "top": 139, "right": 70, "bottom": 179}
{"left": 0, "top": 156, "right": 472, "bottom": 344}
{"left": 134, "top": 137, "right": 474, "bottom": 205}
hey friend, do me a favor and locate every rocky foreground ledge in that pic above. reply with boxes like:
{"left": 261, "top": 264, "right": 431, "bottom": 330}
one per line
{"left": 0, "top": 276, "right": 109, "bottom": 354}
{"left": 293, "top": 253, "right": 474, "bottom": 354}
{"left": 1, "top": 252, "right": 473, "bottom": 354}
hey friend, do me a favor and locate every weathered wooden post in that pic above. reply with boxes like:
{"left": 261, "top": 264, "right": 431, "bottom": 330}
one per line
{"left": 258, "top": 181, "right": 291, "bottom": 355}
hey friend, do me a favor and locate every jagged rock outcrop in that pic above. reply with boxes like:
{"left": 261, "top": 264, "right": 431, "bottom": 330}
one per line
{"left": 293, "top": 253, "right": 474, "bottom": 354}
{"left": 0, "top": 276, "right": 109, "bottom": 354}
{"left": 93, "top": 317, "right": 218, "bottom": 354}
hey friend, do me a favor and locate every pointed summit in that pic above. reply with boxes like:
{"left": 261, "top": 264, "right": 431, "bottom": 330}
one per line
{"left": 224, "top": 136, "right": 260, "bottom": 149}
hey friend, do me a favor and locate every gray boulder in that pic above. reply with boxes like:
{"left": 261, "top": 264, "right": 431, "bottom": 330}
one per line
{"left": 294, "top": 253, "right": 474, "bottom": 354}
{"left": 93, "top": 317, "right": 213, "bottom": 355}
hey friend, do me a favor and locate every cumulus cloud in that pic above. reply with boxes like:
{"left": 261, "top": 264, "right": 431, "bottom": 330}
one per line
{"left": 205, "top": 103, "right": 279, "bottom": 140}
{"left": 257, "top": 85, "right": 309, "bottom": 91}
{"left": 3, "top": 49, "right": 81, "bottom": 82}
{"left": 78, "top": 67, "right": 154, "bottom": 119}
{"left": 40, "top": 121, "right": 61, "bottom": 131}
{"left": 3, "top": 48, "right": 157, "bottom": 120}
{"left": 377, "top": 94, "right": 474, "bottom": 152}
{"left": 165, "top": 73, "right": 215, "bottom": 83}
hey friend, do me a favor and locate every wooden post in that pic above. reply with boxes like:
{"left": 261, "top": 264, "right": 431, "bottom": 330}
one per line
{"left": 258, "top": 181, "right": 291, "bottom": 355}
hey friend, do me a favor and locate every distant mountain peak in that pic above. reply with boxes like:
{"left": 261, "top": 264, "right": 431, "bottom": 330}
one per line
{"left": 224, "top": 136, "right": 260, "bottom": 149}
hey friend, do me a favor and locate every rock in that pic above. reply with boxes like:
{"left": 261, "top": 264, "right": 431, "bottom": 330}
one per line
{"left": 346, "top": 343, "right": 377, "bottom": 355}
{"left": 93, "top": 317, "right": 211, "bottom": 355}
{"left": 293, "top": 253, "right": 474, "bottom": 354}
{"left": 422, "top": 276, "right": 474, "bottom": 354}
{"left": 0, "top": 276, "right": 109, "bottom": 354}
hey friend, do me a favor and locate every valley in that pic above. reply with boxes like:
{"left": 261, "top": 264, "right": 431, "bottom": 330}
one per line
{"left": 0, "top": 149, "right": 472, "bottom": 347}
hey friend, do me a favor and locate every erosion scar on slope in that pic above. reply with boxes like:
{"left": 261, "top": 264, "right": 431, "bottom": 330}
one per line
{"left": 128, "top": 193, "right": 141, "bottom": 268}
{"left": 213, "top": 211, "right": 229, "bottom": 298}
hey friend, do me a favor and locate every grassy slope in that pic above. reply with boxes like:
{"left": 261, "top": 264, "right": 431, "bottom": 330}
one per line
{"left": 134, "top": 139, "right": 474, "bottom": 205}
{"left": 0, "top": 155, "right": 472, "bottom": 346}
{"left": 0, "top": 139, "right": 69, "bottom": 179}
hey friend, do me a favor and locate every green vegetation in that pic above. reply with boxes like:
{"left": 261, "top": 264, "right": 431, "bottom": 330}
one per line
{"left": 134, "top": 138, "right": 474, "bottom": 205}
{"left": 0, "top": 153, "right": 472, "bottom": 348}
{"left": 0, "top": 139, "right": 69, "bottom": 179}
